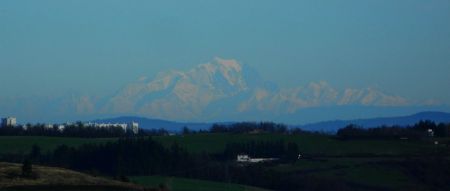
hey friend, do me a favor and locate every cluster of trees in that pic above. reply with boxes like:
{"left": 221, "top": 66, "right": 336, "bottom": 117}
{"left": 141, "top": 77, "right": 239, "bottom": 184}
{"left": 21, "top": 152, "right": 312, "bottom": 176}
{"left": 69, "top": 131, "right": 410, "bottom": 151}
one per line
{"left": 48, "top": 138, "right": 195, "bottom": 176}
{"left": 337, "top": 120, "right": 450, "bottom": 140}
{"left": 0, "top": 122, "right": 145, "bottom": 138}
{"left": 1, "top": 121, "right": 307, "bottom": 138}
{"left": 210, "top": 122, "right": 289, "bottom": 134}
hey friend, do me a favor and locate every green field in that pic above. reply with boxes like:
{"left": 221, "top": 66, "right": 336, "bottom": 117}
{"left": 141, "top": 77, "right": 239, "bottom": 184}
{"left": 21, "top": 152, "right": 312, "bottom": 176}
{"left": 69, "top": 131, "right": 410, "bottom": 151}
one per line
{"left": 153, "top": 133, "right": 435, "bottom": 156}
{"left": 131, "top": 176, "right": 268, "bottom": 191}
{"left": 0, "top": 136, "right": 115, "bottom": 154}
{"left": 0, "top": 133, "right": 439, "bottom": 156}
{"left": 271, "top": 157, "right": 417, "bottom": 190}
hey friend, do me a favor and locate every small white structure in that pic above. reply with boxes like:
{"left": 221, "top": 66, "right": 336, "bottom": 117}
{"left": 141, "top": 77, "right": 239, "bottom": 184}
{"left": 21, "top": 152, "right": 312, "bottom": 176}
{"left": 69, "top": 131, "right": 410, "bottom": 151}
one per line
{"left": 1, "top": 117, "right": 17, "bottom": 127}
{"left": 127, "top": 122, "right": 139, "bottom": 134}
{"left": 44, "top": 124, "right": 54, "bottom": 129}
{"left": 237, "top": 155, "right": 251, "bottom": 162}
{"left": 237, "top": 154, "right": 278, "bottom": 163}
{"left": 427, "top": 129, "right": 434, "bottom": 137}
{"left": 22, "top": 124, "right": 30, "bottom": 130}
{"left": 57, "top": 125, "right": 65, "bottom": 132}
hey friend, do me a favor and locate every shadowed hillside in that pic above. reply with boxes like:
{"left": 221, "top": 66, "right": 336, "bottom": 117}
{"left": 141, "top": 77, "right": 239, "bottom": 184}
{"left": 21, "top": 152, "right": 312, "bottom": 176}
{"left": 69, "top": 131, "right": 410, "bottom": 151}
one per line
{"left": 0, "top": 162, "right": 147, "bottom": 191}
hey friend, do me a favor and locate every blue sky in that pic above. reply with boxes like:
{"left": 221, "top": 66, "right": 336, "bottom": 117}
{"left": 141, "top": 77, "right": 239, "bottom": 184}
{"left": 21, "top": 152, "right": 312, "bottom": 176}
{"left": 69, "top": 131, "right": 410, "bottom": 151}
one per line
{"left": 1, "top": 1, "right": 450, "bottom": 112}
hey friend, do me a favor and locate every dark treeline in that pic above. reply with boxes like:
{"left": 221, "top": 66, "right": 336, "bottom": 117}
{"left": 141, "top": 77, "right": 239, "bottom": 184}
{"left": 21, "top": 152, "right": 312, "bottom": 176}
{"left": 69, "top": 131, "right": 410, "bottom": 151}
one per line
{"left": 48, "top": 138, "right": 193, "bottom": 176}
{"left": 0, "top": 121, "right": 298, "bottom": 138}
{"left": 0, "top": 122, "right": 170, "bottom": 138}
{"left": 337, "top": 120, "right": 450, "bottom": 140}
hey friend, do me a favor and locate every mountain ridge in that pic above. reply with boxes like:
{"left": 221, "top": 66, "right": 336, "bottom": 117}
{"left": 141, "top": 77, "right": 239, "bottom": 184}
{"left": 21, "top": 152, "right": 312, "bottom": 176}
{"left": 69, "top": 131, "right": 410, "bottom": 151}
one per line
{"left": 94, "top": 111, "right": 450, "bottom": 133}
{"left": 2, "top": 57, "right": 447, "bottom": 124}
{"left": 299, "top": 111, "right": 450, "bottom": 132}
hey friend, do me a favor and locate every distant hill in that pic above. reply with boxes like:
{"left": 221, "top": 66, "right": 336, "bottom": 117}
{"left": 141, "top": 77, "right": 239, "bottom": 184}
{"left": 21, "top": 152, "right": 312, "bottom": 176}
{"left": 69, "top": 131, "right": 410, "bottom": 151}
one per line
{"left": 92, "top": 116, "right": 212, "bottom": 132}
{"left": 299, "top": 111, "right": 450, "bottom": 132}
{"left": 94, "top": 111, "right": 450, "bottom": 133}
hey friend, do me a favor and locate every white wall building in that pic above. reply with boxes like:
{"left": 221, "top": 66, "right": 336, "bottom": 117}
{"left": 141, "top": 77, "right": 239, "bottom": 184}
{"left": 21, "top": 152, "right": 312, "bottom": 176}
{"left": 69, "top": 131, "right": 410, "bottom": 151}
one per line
{"left": 1, "top": 117, "right": 17, "bottom": 127}
{"left": 236, "top": 154, "right": 278, "bottom": 163}
{"left": 237, "top": 154, "right": 251, "bottom": 162}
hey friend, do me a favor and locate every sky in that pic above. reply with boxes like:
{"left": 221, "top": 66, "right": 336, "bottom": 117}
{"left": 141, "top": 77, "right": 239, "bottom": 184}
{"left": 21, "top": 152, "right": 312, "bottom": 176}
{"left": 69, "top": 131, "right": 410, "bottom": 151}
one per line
{"left": 1, "top": 0, "right": 450, "bottom": 122}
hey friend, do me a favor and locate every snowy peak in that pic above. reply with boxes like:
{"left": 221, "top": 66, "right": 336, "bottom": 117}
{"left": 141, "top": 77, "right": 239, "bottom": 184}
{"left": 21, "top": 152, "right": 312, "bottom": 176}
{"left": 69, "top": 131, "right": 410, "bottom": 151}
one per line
{"left": 104, "top": 58, "right": 250, "bottom": 120}
{"left": 103, "top": 57, "right": 415, "bottom": 121}
{"left": 338, "top": 88, "right": 409, "bottom": 106}
{"left": 194, "top": 57, "right": 247, "bottom": 90}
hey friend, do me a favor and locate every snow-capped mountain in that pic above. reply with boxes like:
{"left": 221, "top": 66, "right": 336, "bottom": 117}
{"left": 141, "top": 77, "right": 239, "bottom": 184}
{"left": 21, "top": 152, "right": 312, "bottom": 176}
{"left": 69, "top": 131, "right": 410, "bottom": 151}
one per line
{"left": 102, "top": 57, "right": 413, "bottom": 122}
{"left": 104, "top": 57, "right": 251, "bottom": 120}
{"left": 1, "top": 57, "right": 447, "bottom": 124}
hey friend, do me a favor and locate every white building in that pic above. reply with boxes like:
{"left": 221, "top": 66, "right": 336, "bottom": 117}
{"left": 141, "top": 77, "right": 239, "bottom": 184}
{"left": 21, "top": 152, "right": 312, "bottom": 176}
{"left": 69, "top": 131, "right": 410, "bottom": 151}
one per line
{"left": 1, "top": 117, "right": 17, "bottom": 127}
{"left": 236, "top": 154, "right": 278, "bottom": 163}
{"left": 427, "top": 129, "right": 434, "bottom": 137}
{"left": 237, "top": 154, "right": 251, "bottom": 162}
{"left": 57, "top": 125, "right": 65, "bottom": 132}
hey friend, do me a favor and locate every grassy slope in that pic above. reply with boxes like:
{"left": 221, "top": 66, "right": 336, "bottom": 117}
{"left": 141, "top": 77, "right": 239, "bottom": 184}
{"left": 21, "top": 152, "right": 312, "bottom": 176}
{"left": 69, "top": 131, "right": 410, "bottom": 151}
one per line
{"left": 0, "top": 162, "right": 144, "bottom": 190}
{"left": 131, "top": 176, "right": 269, "bottom": 191}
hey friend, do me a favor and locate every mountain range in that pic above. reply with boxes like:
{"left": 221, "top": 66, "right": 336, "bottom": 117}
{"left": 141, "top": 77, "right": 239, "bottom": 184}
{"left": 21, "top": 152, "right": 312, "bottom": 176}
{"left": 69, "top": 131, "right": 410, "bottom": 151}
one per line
{"left": 1, "top": 57, "right": 448, "bottom": 124}
{"left": 299, "top": 111, "right": 450, "bottom": 132}
{"left": 97, "top": 57, "right": 437, "bottom": 123}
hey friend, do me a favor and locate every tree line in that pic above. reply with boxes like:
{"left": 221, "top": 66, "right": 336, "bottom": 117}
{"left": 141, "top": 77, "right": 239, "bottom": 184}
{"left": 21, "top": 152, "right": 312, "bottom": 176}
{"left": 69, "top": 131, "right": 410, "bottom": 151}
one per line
{"left": 209, "top": 122, "right": 289, "bottom": 134}
{"left": 337, "top": 120, "right": 450, "bottom": 140}
{"left": 0, "top": 122, "right": 168, "bottom": 138}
